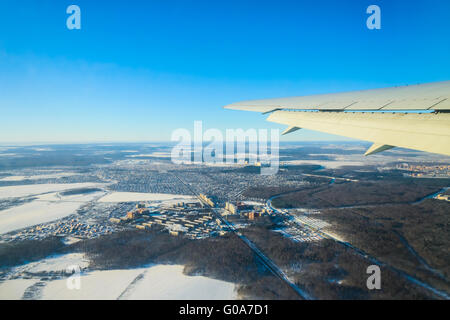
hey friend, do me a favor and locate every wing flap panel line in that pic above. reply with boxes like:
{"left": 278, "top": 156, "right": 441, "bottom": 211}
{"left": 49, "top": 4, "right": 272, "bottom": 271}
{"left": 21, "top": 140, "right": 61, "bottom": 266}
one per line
{"left": 223, "top": 80, "right": 450, "bottom": 112}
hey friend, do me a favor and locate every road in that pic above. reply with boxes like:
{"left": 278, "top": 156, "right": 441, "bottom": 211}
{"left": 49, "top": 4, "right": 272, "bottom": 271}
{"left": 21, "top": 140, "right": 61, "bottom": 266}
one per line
{"left": 301, "top": 173, "right": 359, "bottom": 182}
{"left": 172, "top": 172, "right": 313, "bottom": 300}
{"left": 266, "top": 195, "right": 450, "bottom": 300}
{"left": 213, "top": 208, "right": 313, "bottom": 300}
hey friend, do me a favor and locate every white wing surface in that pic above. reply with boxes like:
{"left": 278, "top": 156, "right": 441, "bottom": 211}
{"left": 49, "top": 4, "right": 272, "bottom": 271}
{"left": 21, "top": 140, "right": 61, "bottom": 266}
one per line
{"left": 224, "top": 81, "right": 450, "bottom": 156}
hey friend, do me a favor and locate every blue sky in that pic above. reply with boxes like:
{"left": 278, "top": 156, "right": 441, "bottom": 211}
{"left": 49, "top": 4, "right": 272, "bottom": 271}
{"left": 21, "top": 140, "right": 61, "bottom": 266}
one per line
{"left": 0, "top": 0, "right": 449, "bottom": 143}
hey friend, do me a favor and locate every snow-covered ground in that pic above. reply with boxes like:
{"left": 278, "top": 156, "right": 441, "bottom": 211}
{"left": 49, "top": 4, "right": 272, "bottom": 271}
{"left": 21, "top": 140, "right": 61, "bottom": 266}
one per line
{"left": 123, "top": 265, "right": 237, "bottom": 300}
{"left": 126, "top": 152, "right": 172, "bottom": 158}
{"left": 42, "top": 269, "right": 143, "bottom": 300}
{"left": 240, "top": 201, "right": 265, "bottom": 206}
{"left": 281, "top": 160, "right": 367, "bottom": 169}
{"left": 0, "top": 261, "right": 237, "bottom": 300}
{"left": 0, "top": 187, "right": 106, "bottom": 235}
{"left": 0, "top": 279, "right": 40, "bottom": 300}
{"left": 11, "top": 253, "right": 89, "bottom": 274}
{"left": 0, "top": 153, "right": 19, "bottom": 157}
{"left": 98, "top": 192, "right": 196, "bottom": 203}
{"left": 0, "top": 182, "right": 105, "bottom": 199}
{"left": 0, "top": 172, "right": 80, "bottom": 182}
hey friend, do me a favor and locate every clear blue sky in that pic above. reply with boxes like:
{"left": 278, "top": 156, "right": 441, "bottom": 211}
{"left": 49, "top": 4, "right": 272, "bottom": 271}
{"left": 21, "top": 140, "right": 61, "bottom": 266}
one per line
{"left": 0, "top": 0, "right": 449, "bottom": 143}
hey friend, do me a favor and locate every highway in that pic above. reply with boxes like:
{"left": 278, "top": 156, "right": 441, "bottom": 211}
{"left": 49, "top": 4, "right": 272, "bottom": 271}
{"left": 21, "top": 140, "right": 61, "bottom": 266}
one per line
{"left": 172, "top": 172, "right": 313, "bottom": 300}
{"left": 213, "top": 208, "right": 313, "bottom": 300}
{"left": 174, "top": 171, "right": 449, "bottom": 300}
{"left": 266, "top": 196, "right": 450, "bottom": 300}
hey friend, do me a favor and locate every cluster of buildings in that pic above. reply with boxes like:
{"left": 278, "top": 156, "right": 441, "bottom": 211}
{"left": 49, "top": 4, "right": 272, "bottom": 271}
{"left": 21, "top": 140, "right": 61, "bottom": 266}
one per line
{"left": 222, "top": 201, "right": 273, "bottom": 221}
{"left": 199, "top": 194, "right": 215, "bottom": 207}
{"left": 397, "top": 163, "right": 450, "bottom": 178}
{"left": 104, "top": 195, "right": 281, "bottom": 242}
{"left": 109, "top": 202, "right": 227, "bottom": 239}
{"left": 275, "top": 216, "right": 325, "bottom": 243}
{"left": 294, "top": 215, "right": 330, "bottom": 230}
{"left": 224, "top": 202, "right": 237, "bottom": 214}
{"left": 277, "top": 225, "right": 322, "bottom": 243}
{"left": 3, "top": 219, "right": 115, "bottom": 242}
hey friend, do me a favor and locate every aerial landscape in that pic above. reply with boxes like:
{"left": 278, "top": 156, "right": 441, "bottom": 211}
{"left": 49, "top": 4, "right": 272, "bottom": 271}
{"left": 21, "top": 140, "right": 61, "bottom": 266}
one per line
{"left": 0, "top": 0, "right": 449, "bottom": 307}
{"left": 0, "top": 143, "right": 449, "bottom": 300}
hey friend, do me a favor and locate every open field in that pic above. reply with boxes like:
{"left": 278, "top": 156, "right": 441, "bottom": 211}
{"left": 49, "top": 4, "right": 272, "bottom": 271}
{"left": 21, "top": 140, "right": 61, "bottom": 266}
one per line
{"left": 98, "top": 192, "right": 196, "bottom": 203}
{"left": 0, "top": 189, "right": 106, "bottom": 235}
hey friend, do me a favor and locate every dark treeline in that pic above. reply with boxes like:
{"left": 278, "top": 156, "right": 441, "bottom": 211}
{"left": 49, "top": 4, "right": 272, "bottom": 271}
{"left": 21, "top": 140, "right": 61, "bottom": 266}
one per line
{"left": 72, "top": 228, "right": 300, "bottom": 299}
{"left": 0, "top": 237, "right": 66, "bottom": 268}
{"left": 272, "top": 179, "right": 450, "bottom": 208}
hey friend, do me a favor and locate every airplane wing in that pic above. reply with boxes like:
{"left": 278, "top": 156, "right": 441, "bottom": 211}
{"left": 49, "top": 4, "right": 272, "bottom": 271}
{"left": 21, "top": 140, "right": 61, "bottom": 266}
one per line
{"left": 224, "top": 81, "right": 450, "bottom": 156}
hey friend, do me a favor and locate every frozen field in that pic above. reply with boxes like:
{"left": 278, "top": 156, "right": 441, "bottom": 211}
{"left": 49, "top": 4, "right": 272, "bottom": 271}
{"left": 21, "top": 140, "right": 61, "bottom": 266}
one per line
{"left": 281, "top": 159, "right": 367, "bottom": 169}
{"left": 0, "top": 186, "right": 106, "bottom": 234}
{"left": 126, "top": 152, "right": 172, "bottom": 158}
{"left": 98, "top": 192, "right": 196, "bottom": 203}
{"left": 11, "top": 253, "right": 89, "bottom": 274}
{"left": 0, "top": 172, "right": 79, "bottom": 182}
{"left": 0, "top": 182, "right": 105, "bottom": 199}
{"left": 0, "top": 279, "right": 40, "bottom": 300}
{"left": 123, "top": 265, "right": 237, "bottom": 300}
{"left": 0, "top": 262, "right": 237, "bottom": 300}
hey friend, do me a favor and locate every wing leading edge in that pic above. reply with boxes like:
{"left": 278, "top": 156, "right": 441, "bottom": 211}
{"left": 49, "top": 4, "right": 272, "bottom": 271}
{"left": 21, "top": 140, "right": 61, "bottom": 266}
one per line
{"left": 224, "top": 81, "right": 450, "bottom": 156}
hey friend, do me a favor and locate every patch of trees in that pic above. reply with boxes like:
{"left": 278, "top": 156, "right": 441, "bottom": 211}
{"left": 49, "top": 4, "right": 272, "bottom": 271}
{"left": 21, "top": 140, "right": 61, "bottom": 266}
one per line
{"left": 272, "top": 180, "right": 448, "bottom": 209}
{"left": 74, "top": 229, "right": 299, "bottom": 299}
{"left": 0, "top": 237, "right": 66, "bottom": 268}
{"left": 242, "top": 224, "right": 435, "bottom": 299}
{"left": 319, "top": 199, "right": 450, "bottom": 294}
{"left": 337, "top": 200, "right": 449, "bottom": 279}
{"left": 61, "top": 188, "right": 103, "bottom": 196}
{"left": 242, "top": 186, "right": 304, "bottom": 200}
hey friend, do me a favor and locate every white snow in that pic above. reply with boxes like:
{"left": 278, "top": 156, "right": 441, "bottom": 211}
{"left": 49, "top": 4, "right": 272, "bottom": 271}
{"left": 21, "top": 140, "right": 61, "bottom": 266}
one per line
{"left": 281, "top": 160, "right": 366, "bottom": 169}
{"left": 126, "top": 152, "right": 172, "bottom": 158}
{"left": 0, "top": 279, "right": 40, "bottom": 300}
{"left": 125, "top": 265, "right": 237, "bottom": 300}
{"left": 0, "top": 153, "right": 19, "bottom": 157}
{"left": 0, "top": 263, "right": 237, "bottom": 300}
{"left": 0, "top": 188, "right": 105, "bottom": 235}
{"left": 40, "top": 265, "right": 236, "bottom": 300}
{"left": 0, "top": 172, "right": 79, "bottom": 182}
{"left": 41, "top": 269, "right": 144, "bottom": 300}
{"left": 0, "top": 182, "right": 105, "bottom": 199}
{"left": 240, "top": 201, "right": 264, "bottom": 206}
{"left": 98, "top": 192, "right": 195, "bottom": 203}
{"left": 12, "top": 253, "right": 89, "bottom": 274}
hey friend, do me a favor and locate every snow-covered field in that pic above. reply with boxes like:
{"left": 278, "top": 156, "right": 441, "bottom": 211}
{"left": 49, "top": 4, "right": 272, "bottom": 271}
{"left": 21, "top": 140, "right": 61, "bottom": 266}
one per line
{"left": 281, "top": 160, "right": 367, "bottom": 169}
{"left": 0, "top": 261, "right": 237, "bottom": 300}
{"left": 98, "top": 192, "right": 196, "bottom": 203}
{"left": 0, "top": 279, "right": 40, "bottom": 300}
{"left": 126, "top": 152, "right": 172, "bottom": 158}
{"left": 0, "top": 153, "right": 19, "bottom": 157}
{"left": 0, "top": 186, "right": 106, "bottom": 234}
{"left": 42, "top": 269, "right": 143, "bottom": 300}
{"left": 0, "top": 182, "right": 105, "bottom": 199}
{"left": 12, "top": 253, "right": 89, "bottom": 274}
{"left": 0, "top": 172, "right": 79, "bottom": 182}
{"left": 123, "top": 265, "right": 237, "bottom": 300}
